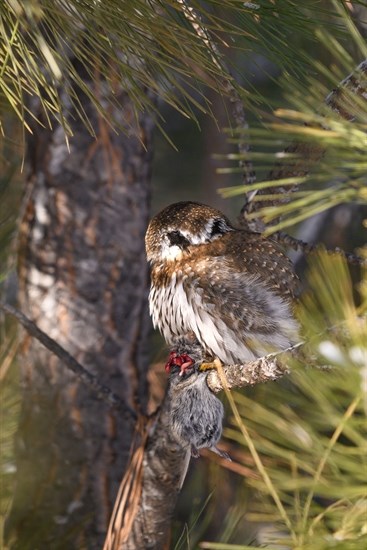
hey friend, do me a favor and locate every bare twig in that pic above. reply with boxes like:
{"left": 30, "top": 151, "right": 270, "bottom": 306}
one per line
{"left": 0, "top": 302, "right": 137, "bottom": 421}
{"left": 272, "top": 232, "right": 367, "bottom": 267}
{"left": 206, "top": 355, "right": 288, "bottom": 394}
{"left": 178, "top": 0, "right": 256, "bottom": 189}
{"left": 325, "top": 59, "right": 367, "bottom": 120}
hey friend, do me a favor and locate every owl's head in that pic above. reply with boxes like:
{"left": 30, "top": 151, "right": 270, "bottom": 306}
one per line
{"left": 145, "top": 201, "right": 233, "bottom": 263}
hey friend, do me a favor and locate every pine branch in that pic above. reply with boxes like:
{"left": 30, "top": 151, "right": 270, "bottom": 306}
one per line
{"left": 240, "top": 58, "right": 367, "bottom": 231}
{"left": 111, "top": 343, "right": 305, "bottom": 549}
{"left": 0, "top": 302, "right": 137, "bottom": 422}
{"left": 207, "top": 356, "right": 287, "bottom": 394}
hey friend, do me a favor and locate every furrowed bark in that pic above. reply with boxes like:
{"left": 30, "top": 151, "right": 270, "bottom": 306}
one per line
{"left": 6, "top": 77, "right": 153, "bottom": 549}
{"left": 0, "top": 302, "right": 137, "bottom": 419}
{"left": 1, "top": 302, "right": 192, "bottom": 550}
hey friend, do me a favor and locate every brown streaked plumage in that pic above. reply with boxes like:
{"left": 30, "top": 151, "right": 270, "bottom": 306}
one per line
{"left": 145, "top": 201, "right": 299, "bottom": 365}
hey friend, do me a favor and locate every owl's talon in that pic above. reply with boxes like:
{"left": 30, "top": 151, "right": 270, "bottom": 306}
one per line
{"left": 199, "top": 358, "right": 222, "bottom": 372}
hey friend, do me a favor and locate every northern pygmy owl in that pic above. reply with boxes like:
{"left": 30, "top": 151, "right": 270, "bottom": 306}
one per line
{"left": 145, "top": 201, "right": 299, "bottom": 366}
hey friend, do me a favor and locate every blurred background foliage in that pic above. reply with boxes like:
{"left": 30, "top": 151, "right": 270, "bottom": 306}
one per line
{"left": 1, "top": 0, "right": 367, "bottom": 548}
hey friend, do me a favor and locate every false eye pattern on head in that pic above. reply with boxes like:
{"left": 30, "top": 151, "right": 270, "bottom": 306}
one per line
{"left": 167, "top": 230, "right": 190, "bottom": 249}
{"left": 210, "top": 218, "right": 228, "bottom": 238}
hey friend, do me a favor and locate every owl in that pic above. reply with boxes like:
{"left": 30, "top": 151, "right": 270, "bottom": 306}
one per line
{"left": 145, "top": 201, "right": 299, "bottom": 368}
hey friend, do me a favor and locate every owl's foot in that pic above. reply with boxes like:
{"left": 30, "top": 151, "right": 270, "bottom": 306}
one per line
{"left": 165, "top": 351, "right": 195, "bottom": 376}
{"left": 199, "top": 357, "right": 222, "bottom": 372}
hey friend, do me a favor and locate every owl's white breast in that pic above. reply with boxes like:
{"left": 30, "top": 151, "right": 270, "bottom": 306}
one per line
{"left": 149, "top": 271, "right": 191, "bottom": 345}
{"left": 149, "top": 270, "right": 258, "bottom": 363}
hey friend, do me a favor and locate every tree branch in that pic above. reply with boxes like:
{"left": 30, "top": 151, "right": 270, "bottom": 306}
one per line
{"left": 207, "top": 356, "right": 287, "bottom": 394}
{"left": 104, "top": 381, "right": 192, "bottom": 550}
{"left": 122, "top": 397, "right": 190, "bottom": 549}
{"left": 325, "top": 59, "right": 367, "bottom": 120}
{"left": 206, "top": 344, "right": 302, "bottom": 393}
{"left": 241, "top": 58, "right": 367, "bottom": 231}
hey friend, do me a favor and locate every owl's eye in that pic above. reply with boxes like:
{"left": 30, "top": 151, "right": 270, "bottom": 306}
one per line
{"left": 210, "top": 218, "right": 227, "bottom": 238}
{"left": 167, "top": 231, "right": 190, "bottom": 248}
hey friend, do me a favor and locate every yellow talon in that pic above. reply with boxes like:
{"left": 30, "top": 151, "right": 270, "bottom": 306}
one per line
{"left": 199, "top": 358, "right": 222, "bottom": 372}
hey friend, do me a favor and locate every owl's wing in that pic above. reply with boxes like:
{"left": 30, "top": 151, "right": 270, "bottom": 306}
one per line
{"left": 182, "top": 244, "right": 299, "bottom": 364}
{"left": 228, "top": 232, "right": 300, "bottom": 300}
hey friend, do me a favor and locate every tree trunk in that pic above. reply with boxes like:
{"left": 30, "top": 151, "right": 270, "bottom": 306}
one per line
{"left": 5, "top": 81, "right": 154, "bottom": 549}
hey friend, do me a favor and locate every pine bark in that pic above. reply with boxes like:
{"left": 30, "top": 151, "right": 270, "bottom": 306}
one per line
{"left": 5, "top": 82, "right": 154, "bottom": 549}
